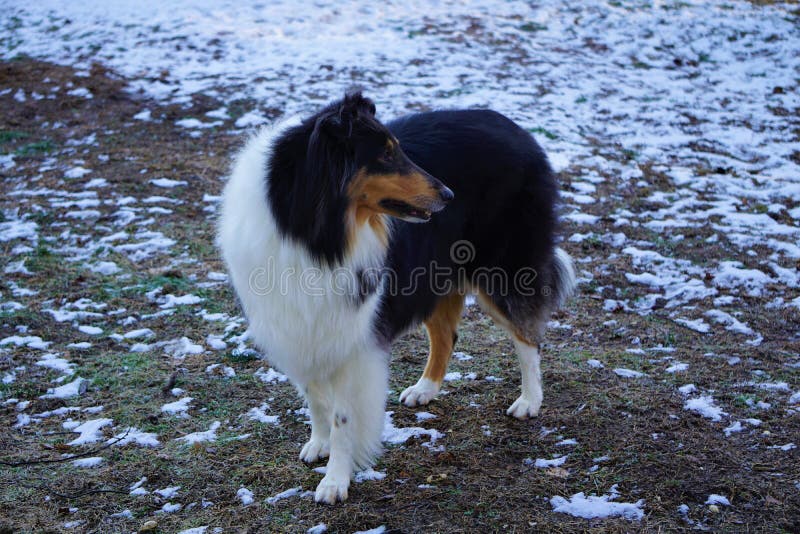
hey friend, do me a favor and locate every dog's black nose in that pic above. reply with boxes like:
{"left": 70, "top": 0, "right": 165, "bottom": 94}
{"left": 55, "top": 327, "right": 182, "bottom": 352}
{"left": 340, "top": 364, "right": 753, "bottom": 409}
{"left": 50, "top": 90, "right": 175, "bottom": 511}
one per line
{"left": 439, "top": 186, "right": 454, "bottom": 202}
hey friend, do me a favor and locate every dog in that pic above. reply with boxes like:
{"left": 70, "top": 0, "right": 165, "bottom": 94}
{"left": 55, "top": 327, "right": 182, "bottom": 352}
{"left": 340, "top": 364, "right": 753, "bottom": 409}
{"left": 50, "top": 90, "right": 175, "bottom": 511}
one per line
{"left": 217, "top": 92, "right": 575, "bottom": 503}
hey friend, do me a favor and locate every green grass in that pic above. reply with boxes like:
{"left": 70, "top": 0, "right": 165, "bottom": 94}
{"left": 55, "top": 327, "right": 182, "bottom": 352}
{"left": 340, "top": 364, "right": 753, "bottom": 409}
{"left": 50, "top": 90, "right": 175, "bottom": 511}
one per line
{"left": 529, "top": 126, "right": 559, "bottom": 140}
{"left": 0, "top": 130, "right": 29, "bottom": 144}
{"left": 520, "top": 22, "right": 547, "bottom": 32}
{"left": 14, "top": 139, "right": 55, "bottom": 156}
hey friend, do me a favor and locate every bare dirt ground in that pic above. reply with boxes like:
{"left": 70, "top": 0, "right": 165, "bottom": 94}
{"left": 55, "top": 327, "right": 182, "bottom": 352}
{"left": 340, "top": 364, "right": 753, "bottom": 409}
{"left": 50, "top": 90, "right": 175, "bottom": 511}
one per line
{"left": 1, "top": 59, "right": 798, "bottom": 533}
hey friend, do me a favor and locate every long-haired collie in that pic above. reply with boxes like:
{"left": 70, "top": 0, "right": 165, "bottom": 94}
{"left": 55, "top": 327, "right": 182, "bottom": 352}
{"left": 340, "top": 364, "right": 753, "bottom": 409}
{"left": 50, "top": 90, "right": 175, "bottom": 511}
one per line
{"left": 218, "top": 92, "right": 575, "bottom": 503}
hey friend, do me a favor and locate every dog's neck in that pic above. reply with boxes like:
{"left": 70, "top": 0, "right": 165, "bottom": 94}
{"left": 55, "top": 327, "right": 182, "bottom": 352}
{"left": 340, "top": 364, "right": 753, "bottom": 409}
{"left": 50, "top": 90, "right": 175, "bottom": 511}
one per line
{"left": 343, "top": 213, "right": 391, "bottom": 272}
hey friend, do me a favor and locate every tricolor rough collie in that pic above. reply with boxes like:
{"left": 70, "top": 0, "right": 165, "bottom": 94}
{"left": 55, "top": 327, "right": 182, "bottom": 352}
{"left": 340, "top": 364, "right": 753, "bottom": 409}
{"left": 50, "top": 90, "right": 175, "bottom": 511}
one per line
{"left": 217, "top": 93, "right": 575, "bottom": 503}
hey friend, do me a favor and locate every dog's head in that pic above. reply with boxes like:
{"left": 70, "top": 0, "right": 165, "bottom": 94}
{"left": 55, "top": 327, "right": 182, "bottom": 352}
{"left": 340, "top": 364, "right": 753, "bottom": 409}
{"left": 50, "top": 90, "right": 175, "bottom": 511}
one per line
{"left": 309, "top": 92, "right": 453, "bottom": 224}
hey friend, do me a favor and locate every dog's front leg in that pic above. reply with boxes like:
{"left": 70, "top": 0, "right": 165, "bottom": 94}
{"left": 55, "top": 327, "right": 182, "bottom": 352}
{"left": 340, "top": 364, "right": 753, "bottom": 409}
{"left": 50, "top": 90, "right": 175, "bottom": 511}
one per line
{"left": 314, "top": 349, "right": 388, "bottom": 504}
{"left": 300, "top": 381, "right": 331, "bottom": 463}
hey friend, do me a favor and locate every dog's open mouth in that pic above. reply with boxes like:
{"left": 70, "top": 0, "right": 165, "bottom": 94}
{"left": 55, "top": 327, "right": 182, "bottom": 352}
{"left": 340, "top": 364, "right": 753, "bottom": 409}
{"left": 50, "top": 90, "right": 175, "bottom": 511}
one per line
{"left": 379, "top": 199, "right": 434, "bottom": 222}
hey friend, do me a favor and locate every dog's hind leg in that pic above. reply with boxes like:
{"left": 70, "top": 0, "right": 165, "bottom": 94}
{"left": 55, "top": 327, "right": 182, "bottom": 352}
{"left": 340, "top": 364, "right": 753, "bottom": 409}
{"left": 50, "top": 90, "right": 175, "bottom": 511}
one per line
{"left": 314, "top": 348, "right": 388, "bottom": 504}
{"left": 299, "top": 381, "right": 331, "bottom": 463}
{"left": 506, "top": 337, "right": 543, "bottom": 418}
{"left": 475, "top": 247, "right": 576, "bottom": 419}
{"left": 399, "top": 292, "right": 465, "bottom": 407}
{"left": 475, "top": 290, "right": 547, "bottom": 419}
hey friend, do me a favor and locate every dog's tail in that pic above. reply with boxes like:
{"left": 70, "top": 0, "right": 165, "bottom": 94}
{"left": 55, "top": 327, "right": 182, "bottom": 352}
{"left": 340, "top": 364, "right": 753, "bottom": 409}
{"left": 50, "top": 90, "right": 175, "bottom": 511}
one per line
{"left": 550, "top": 247, "right": 576, "bottom": 310}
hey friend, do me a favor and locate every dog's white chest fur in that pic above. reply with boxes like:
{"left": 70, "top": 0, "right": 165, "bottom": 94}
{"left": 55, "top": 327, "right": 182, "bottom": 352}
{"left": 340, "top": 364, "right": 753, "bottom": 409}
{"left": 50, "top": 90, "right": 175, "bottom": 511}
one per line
{"left": 217, "top": 120, "right": 386, "bottom": 384}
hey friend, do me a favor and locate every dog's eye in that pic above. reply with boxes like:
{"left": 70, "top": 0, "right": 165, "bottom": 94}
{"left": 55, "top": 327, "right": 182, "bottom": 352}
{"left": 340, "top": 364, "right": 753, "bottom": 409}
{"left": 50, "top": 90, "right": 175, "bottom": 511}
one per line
{"left": 382, "top": 146, "right": 394, "bottom": 161}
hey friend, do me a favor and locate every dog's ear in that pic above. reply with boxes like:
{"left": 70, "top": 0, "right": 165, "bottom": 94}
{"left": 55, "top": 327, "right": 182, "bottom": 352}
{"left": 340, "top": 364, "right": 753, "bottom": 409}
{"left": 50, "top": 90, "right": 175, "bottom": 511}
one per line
{"left": 314, "top": 110, "right": 346, "bottom": 141}
{"left": 312, "top": 93, "right": 377, "bottom": 144}
{"left": 344, "top": 92, "right": 376, "bottom": 118}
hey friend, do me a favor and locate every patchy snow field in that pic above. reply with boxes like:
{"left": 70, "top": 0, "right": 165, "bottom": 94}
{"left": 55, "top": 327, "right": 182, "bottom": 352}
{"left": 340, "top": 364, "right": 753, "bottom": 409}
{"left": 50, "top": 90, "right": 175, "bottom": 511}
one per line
{"left": 1, "top": 0, "right": 798, "bottom": 532}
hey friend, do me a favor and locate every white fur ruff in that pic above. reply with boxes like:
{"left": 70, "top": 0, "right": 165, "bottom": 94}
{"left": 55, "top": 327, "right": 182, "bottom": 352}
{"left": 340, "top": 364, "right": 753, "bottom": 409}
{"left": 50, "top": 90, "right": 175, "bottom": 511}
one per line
{"left": 217, "top": 119, "right": 389, "bottom": 503}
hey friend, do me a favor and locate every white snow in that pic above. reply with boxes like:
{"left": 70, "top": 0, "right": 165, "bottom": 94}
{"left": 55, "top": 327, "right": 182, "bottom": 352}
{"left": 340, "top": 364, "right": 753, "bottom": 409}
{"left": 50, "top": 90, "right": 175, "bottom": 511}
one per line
{"left": 160, "top": 293, "right": 204, "bottom": 308}
{"left": 129, "top": 477, "right": 148, "bottom": 495}
{"left": 110, "top": 509, "right": 133, "bottom": 519}
{"left": 381, "top": 411, "right": 443, "bottom": 446}
{"left": 40, "top": 377, "right": 89, "bottom": 399}
{"left": 133, "top": 109, "right": 151, "bottom": 121}
{"left": 614, "top": 368, "right": 645, "bottom": 378}
{"left": 108, "top": 427, "right": 161, "bottom": 447}
{"left": 72, "top": 456, "right": 104, "bottom": 468}
{"left": 64, "top": 166, "right": 92, "bottom": 179}
{"left": 123, "top": 328, "right": 154, "bottom": 339}
{"left": 723, "top": 421, "right": 745, "bottom": 437}
{"left": 555, "top": 438, "right": 578, "bottom": 447}
{"left": 0, "top": 220, "right": 38, "bottom": 242}
{"left": 713, "top": 262, "right": 773, "bottom": 297}
{"left": 744, "top": 381, "right": 790, "bottom": 392}
{"left": 705, "top": 309, "right": 755, "bottom": 337}
{"left": 77, "top": 325, "right": 103, "bottom": 335}
{"left": 247, "top": 403, "right": 280, "bottom": 425}
{"left": 684, "top": 396, "right": 727, "bottom": 422}
{"left": 162, "top": 337, "right": 204, "bottom": 358}
{"left": 161, "top": 397, "right": 193, "bottom": 417}
{"left": 354, "top": 468, "right": 387, "bottom": 483}
{"left": 176, "top": 421, "right": 220, "bottom": 444}
{"left": 255, "top": 367, "right": 289, "bottom": 383}
{"left": 530, "top": 455, "right": 568, "bottom": 468}
{"left": 206, "top": 334, "right": 227, "bottom": 350}
{"left": 205, "top": 363, "right": 235, "bottom": 377}
{"left": 154, "top": 486, "right": 181, "bottom": 499}
{"left": 206, "top": 107, "right": 229, "bottom": 119}
{"left": 67, "top": 418, "right": 113, "bottom": 445}
{"left": 35, "top": 353, "right": 75, "bottom": 375}
{"left": 237, "top": 487, "right": 254, "bottom": 506}
{"left": 14, "top": 414, "right": 31, "bottom": 428}
{"left": 550, "top": 485, "right": 645, "bottom": 521}
{"left": 2, "top": 335, "right": 50, "bottom": 350}
{"left": 88, "top": 261, "right": 120, "bottom": 275}
{"left": 159, "top": 503, "right": 181, "bottom": 513}
{"left": 176, "top": 117, "right": 221, "bottom": 129}
{"left": 705, "top": 494, "right": 730, "bottom": 506}
{"left": 665, "top": 363, "right": 688, "bottom": 374}
{"left": 266, "top": 486, "right": 313, "bottom": 504}
{"left": 235, "top": 110, "right": 268, "bottom": 128}
{"left": 66, "top": 87, "right": 93, "bottom": 99}
{"left": 150, "top": 178, "right": 187, "bottom": 188}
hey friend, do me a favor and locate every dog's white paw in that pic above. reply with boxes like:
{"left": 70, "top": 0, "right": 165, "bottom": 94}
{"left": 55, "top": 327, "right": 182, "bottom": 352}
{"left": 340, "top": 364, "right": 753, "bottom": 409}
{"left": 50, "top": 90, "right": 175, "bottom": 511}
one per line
{"left": 314, "top": 473, "right": 349, "bottom": 504}
{"left": 300, "top": 438, "right": 330, "bottom": 463}
{"left": 399, "top": 377, "right": 440, "bottom": 407}
{"left": 506, "top": 395, "right": 542, "bottom": 419}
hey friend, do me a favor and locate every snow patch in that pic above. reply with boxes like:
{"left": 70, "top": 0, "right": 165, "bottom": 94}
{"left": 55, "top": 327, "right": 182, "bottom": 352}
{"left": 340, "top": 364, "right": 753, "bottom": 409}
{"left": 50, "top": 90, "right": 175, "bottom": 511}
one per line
{"left": 550, "top": 485, "right": 644, "bottom": 521}
{"left": 684, "top": 396, "right": 726, "bottom": 421}
{"left": 176, "top": 421, "right": 220, "bottom": 444}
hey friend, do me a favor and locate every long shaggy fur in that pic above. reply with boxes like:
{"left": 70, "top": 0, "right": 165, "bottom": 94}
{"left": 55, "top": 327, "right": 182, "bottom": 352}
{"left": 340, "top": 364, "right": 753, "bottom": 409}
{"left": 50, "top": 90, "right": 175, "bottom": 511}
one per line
{"left": 217, "top": 93, "right": 575, "bottom": 503}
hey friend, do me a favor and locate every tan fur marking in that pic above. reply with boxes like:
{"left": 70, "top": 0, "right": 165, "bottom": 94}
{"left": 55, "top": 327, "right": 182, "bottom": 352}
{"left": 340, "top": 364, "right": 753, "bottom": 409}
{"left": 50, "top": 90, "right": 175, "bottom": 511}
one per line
{"left": 421, "top": 292, "right": 466, "bottom": 383}
{"left": 474, "top": 289, "right": 537, "bottom": 345}
{"left": 347, "top": 169, "right": 439, "bottom": 217}
{"left": 345, "top": 168, "right": 439, "bottom": 252}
